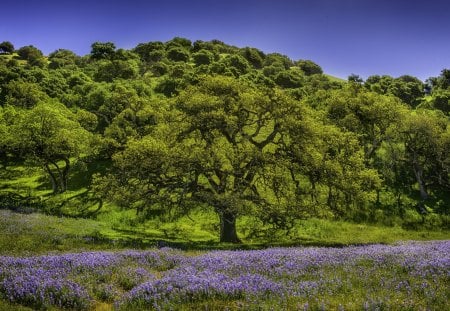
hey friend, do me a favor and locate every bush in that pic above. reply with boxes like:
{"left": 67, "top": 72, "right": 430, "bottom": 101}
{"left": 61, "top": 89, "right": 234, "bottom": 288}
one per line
{"left": 423, "top": 213, "right": 443, "bottom": 229}
{"left": 167, "top": 47, "right": 190, "bottom": 62}
{"left": 402, "top": 209, "right": 423, "bottom": 229}
{"left": 192, "top": 50, "right": 214, "bottom": 66}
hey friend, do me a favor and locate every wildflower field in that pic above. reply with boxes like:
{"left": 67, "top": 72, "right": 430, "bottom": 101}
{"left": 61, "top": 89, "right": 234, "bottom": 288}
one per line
{"left": 0, "top": 241, "right": 448, "bottom": 310}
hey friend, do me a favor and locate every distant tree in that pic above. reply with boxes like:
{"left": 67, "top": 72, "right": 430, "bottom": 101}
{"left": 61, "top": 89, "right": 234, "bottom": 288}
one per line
{"left": 94, "top": 59, "right": 139, "bottom": 82}
{"left": 428, "top": 90, "right": 450, "bottom": 114}
{"left": 324, "top": 86, "right": 408, "bottom": 161}
{"left": 295, "top": 60, "right": 323, "bottom": 75}
{"left": 48, "top": 49, "right": 79, "bottom": 69}
{"left": 274, "top": 69, "right": 304, "bottom": 88}
{"left": 166, "top": 37, "right": 192, "bottom": 49}
{"left": 427, "top": 69, "right": 450, "bottom": 91}
{"left": 348, "top": 74, "right": 364, "bottom": 84}
{"left": 263, "top": 53, "right": 293, "bottom": 69}
{"left": 240, "top": 47, "right": 265, "bottom": 69}
{"left": 0, "top": 41, "right": 14, "bottom": 54}
{"left": 221, "top": 54, "right": 251, "bottom": 76}
{"left": 16, "top": 45, "right": 46, "bottom": 67}
{"left": 192, "top": 40, "right": 219, "bottom": 53}
{"left": 192, "top": 50, "right": 214, "bottom": 66}
{"left": 90, "top": 42, "right": 116, "bottom": 60}
{"left": 150, "top": 62, "right": 169, "bottom": 76}
{"left": 390, "top": 75, "right": 424, "bottom": 107}
{"left": 147, "top": 50, "right": 166, "bottom": 62}
{"left": 4, "top": 80, "right": 49, "bottom": 108}
{"left": 167, "top": 47, "right": 190, "bottom": 62}
{"left": 365, "top": 74, "right": 424, "bottom": 106}
{"left": 281, "top": 118, "right": 381, "bottom": 219}
{"left": 133, "top": 41, "right": 165, "bottom": 63}
{"left": 154, "top": 77, "right": 184, "bottom": 97}
{"left": 262, "top": 63, "right": 285, "bottom": 78}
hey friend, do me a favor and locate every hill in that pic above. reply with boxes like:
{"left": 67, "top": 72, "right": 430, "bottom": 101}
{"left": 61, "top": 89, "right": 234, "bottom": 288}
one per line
{"left": 0, "top": 38, "right": 449, "bottom": 245}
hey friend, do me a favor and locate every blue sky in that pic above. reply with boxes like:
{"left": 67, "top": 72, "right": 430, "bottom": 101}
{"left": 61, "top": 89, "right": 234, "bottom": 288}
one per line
{"left": 1, "top": 0, "right": 449, "bottom": 81}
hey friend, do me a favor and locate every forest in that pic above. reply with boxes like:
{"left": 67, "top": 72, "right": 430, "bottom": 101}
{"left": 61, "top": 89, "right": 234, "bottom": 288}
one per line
{"left": 0, "top": 37, "right": 449, "bottom": 244}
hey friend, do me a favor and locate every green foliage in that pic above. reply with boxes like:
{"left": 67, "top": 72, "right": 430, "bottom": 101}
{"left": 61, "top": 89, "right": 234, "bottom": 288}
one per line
{"left": 427, "top": 68, "right": 450, "bottom": 91}
{"left": 48, "top": 49, "right": 79, "bottom": 69}
{"left": 295, "top": 59, "right": 323, "bottom": 75}
{"left": 431, "top": 90, "right": 450, "bottom": 114}
{"left": 4, "top": 101, "right": 93, "bottom": 193}
{"left": 0, "top": 41, "right": 14, "bottom": 54}
{"left": 16, "top": 45, "right": 46, "bottom": 67}
{"left": 348, "top": 73, "right": 364, "bottom": 83}
{"left": 192, "top": 50, "right": 214, "bottom": 66}
{"left": 240, "top": 47, "right": 265, "bottom": 69}
{"left": 154, "top": 76, "right": 184, "bottom": 97}
{"left": 263, "top": 52, "right": 293, "bottom": 69}
{"left": 133, "top": 41, "right": 165, "bottom": 63}
{"left": 166, "top": 37, "right": 192, "bottom": 49}
{"left": 365, "top": 74, "right": 424, "bottom": 107}
{"left": 167, "top": 47, "right": 190, "bottom": 62}
{"left": 90, "top": 41, "right": 116, "bottom": 60}
{"left": 273, "top": 69, "right": 304, "bottom": 88}
{"left": 4, "top": 80, "right": 49, "bottom": 108}
{"left": 220, "top": 54, "right": 251, "bottom": 76}
{"left": 93, "top": 59, "right": 139, "bottom": 82}
{"left": 1, "top": 38, "right": 449, "bottom": 245}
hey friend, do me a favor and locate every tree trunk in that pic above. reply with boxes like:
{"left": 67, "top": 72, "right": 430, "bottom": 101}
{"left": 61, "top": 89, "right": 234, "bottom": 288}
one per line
{"left": 61, "top": 157, "right": 70, "bottom": 192}
{"left": 411, "top": 155, "right": 428, "bottom": 200}
{"left": 219, "top": 211, "right": 241, "bottom": 243}
{"left": 412, "top": 153, "right": 428, "bottom": 214}
{"left": 44, "top": 163, "right": 59, "bottom": 194}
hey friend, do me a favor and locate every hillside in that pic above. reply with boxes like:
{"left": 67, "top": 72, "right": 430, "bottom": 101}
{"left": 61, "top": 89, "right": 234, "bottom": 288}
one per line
{"left": 0, "top": 38, "right": 449, "bottom": 245}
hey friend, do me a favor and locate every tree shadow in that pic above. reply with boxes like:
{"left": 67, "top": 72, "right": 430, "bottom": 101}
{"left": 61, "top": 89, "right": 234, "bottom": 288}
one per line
{"left": 68, "top": 159, "right": 111, "bottom": 191}
{"left": 85, "top": 227, "right": 371, "bottom": 251}
{"left": 41, "top": 190, "right": 104, "bottom": 218}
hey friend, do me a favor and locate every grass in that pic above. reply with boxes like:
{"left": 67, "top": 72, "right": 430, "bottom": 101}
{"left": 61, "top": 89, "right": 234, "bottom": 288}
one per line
{"left": 1, "top": 162, "right": 449, "bottom": 253}
{"left": 0, "top": 300, "right": 33, "bottom": 311}
{"left": 324, "top": 74, "right": 347, "bottom": 83}
{"left": 0, "top": 207, "right": 448, "bottom": 256}
{"left": 0, "top": 210, "right": 116, "bottom": 256}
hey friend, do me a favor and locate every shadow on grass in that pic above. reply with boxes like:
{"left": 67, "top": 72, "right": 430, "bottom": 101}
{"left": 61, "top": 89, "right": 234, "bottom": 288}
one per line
{"left": 69, "top": 159, "right": 111, "bottom": 191}
{"left": 87, "top": 227, "right": 371, "bottom": 251}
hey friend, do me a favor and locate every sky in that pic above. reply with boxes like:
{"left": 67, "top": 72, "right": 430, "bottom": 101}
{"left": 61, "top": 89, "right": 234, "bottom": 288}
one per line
{"left": 1, "top": 0, "right": 449, "bottom": 81}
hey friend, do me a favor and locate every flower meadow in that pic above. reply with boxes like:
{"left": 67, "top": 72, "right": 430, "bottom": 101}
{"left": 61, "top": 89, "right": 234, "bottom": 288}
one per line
{"left": 0, "top": 241, "right": 448, "bottom": 310}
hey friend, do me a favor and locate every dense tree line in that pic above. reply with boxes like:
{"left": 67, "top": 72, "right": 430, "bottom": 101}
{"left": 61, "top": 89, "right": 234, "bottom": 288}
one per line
{"left": 0, "top": 38, "right": 449, "bottom": 242}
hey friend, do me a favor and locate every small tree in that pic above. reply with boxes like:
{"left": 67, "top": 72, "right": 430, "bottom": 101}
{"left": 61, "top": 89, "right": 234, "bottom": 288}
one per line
{"left": 48, "top": 49, "right": 79, "bottom": 69}
{"left": 192, "top": 50, "right": 214, "bottom": 66}
{"left": 0, "top": 41, "right": 14, "bottom": 54}
{"left": 167, "top": 47, "right": 190, "bottom": 62}
{"left": 7, "top": 101, "right": 92, "bottom": 193}
{"left": 240, "top": 47, "right": 264, "bottom": 69}
{"left": 16, "top": 45, "right": 46, "bottom": 67}
{"left": 295, "top": 59, "right": 323, "bottom": 75}
{"left": 90, "top": 42, "right": 116, "bottom": 60}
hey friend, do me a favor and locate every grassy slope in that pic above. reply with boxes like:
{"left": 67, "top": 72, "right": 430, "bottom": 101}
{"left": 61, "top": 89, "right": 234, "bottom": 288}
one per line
{"left": 324, "top": 74, "right": 346, "bottom": 83}
{"left": 1, "top": 208, "right": 448, "bottom": 256}
{"left": 1, "top": 161, "right": 449, "bottom": 256}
